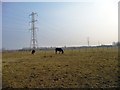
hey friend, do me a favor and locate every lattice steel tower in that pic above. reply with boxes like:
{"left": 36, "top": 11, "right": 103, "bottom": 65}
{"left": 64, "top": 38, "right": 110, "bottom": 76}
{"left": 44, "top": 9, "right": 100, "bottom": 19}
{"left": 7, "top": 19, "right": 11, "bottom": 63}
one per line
{"left": 29, "top": 12, "right": 38, "bottom": 50}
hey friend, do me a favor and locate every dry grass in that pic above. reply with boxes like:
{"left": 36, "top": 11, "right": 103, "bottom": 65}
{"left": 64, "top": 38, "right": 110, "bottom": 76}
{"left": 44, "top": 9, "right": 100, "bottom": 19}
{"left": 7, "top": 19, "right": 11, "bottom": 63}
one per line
{"left": 2, "top": 47, "right": 119, "bottom": 88}
{"left": 0, "top": 52, "right": 2, "bottom": 89}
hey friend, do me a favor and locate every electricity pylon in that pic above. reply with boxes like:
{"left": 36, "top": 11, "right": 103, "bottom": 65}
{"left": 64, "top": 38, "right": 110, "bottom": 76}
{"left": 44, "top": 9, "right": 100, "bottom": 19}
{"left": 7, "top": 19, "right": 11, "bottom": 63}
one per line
{"left": 29, "top": 12, "right": 38, "bottom": 50}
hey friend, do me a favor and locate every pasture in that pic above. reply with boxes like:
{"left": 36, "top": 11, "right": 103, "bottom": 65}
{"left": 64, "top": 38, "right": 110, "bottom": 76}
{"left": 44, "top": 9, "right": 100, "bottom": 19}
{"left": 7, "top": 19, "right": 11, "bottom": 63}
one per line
{"left": 2, "top": 47, "right": 119, "bottom": 88}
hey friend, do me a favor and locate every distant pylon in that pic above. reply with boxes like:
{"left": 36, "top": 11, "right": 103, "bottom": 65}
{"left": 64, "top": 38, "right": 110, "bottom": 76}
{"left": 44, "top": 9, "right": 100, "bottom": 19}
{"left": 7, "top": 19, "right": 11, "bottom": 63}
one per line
{"left": 87, "top": 37, "right": 89, "bottom": 46}
{"left": 29, "top": 12, "right": 38, "bottom": 50}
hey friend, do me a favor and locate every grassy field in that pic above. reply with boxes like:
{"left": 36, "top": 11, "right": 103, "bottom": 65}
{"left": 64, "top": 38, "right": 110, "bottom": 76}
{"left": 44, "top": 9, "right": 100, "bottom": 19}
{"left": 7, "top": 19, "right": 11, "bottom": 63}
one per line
{"left": 2, "top": 47, "right": 119, "bottom": 88}
{"left": 0, "top": 53, "right": 2, "bottom": 89}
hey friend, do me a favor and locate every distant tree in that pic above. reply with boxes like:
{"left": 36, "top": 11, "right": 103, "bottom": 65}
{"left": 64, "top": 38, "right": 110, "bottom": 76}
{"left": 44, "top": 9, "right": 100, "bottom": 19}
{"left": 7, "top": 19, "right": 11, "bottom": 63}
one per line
{"left": 117, "top": 42, "right": 120, "bottom": 46}
{"left": 112, "top": 42, "right": 120, "bottom": 46}
{"left": 64, "top": 46, "right": 66, "bottom": 48}
{"left": 112, "top": 42, "right": 116, "bottom": 46}
{"left": 2, "top": 48, "right": 7, "bottom": 51}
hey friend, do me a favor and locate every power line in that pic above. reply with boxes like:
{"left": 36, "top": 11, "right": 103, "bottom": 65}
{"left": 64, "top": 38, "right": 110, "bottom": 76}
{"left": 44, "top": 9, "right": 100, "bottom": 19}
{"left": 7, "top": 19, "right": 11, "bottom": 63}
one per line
{"left": 3, "top": 15, "right": 29, "bottom": 23}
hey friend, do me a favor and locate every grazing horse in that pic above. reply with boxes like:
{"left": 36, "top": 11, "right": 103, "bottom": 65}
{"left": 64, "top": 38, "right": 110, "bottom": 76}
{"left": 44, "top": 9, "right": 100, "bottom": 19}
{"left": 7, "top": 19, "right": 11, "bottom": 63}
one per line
{"left": 55, "top": 48, "right": 64, "bottom": 54}
{"left": 31, "top": 50, "right": 35, "bottom": 55}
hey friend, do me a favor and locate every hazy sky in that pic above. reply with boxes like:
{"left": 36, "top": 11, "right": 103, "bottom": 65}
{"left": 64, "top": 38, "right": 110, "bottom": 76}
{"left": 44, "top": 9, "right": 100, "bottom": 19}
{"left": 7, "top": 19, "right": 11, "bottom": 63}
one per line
{"left": 0, "top": 2, "right": 1, "bottom": 50}
{"left": 2, "top": 0, "right": 119, "bottom": 49}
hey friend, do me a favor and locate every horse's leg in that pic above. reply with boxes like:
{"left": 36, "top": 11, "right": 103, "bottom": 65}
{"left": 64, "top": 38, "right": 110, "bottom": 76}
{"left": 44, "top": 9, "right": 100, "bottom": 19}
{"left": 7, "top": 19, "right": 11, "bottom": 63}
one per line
{"left": 62, "top": 50, "right": 64, "bottom": 54}
{"left": 31, "top": 51, "right": 33, "bottom": 54}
